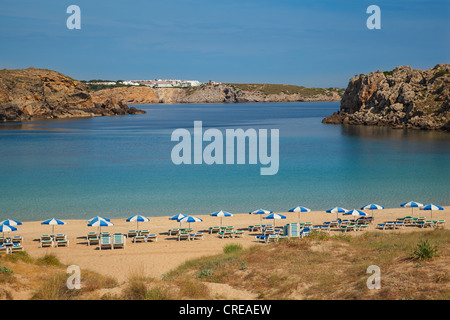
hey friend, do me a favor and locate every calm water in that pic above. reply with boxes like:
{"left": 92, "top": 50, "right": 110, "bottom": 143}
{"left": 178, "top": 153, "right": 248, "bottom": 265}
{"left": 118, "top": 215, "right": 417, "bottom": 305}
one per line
{"left": 0, "top": 102, "right": 449, "bottom": 221}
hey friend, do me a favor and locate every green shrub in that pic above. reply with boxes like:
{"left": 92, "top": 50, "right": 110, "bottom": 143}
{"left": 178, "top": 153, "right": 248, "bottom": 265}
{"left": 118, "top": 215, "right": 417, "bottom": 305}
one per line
{"left": 434, "top": 70, "right": 449, "bottom": 78}
{"left": 0, "top": 266, "right": 13, "bottom": 274}
{"left": 410, "top": 240, "right": 439, "bottom": 261}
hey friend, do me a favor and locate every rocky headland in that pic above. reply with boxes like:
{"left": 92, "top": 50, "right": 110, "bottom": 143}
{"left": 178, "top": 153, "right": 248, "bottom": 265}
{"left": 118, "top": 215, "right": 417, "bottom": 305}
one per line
{"left": 322, "top": 64, "right": 450, "bottom": 131}
{"left": 91, "top": 83, "right": 343, "bottom": 105}
{"left": 0, "top": 68, "right": 145, "bottom": 122}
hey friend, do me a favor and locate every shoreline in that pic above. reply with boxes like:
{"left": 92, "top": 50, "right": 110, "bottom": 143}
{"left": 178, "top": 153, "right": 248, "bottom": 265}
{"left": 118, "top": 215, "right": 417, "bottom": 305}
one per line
{"left": 6, "top": 206, "right": 449, "bottom": 283}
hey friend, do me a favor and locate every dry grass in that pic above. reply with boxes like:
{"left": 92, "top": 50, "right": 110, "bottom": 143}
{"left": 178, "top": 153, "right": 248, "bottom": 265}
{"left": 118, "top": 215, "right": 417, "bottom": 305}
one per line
{"left": 164, "top": 229, "right": 450, "bottom": 300}
{"left": 1, "top": 229, "right": 449, "bottom": 300}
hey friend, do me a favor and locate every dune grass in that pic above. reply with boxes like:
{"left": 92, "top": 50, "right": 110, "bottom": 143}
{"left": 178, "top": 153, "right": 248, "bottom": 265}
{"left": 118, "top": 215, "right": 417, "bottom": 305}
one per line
{"left": 163, "top": 229, "right": 450, "bottom": 300}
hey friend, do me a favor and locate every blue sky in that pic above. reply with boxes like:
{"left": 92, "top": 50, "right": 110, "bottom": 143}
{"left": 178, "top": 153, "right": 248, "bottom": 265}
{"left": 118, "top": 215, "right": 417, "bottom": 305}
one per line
{"left": 0, "top": 0, "right": 449, "bottom": 87}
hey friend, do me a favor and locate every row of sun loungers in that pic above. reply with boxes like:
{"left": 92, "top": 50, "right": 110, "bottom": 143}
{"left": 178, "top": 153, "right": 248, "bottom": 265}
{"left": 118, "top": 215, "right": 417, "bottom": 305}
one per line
{"left": 177, "top": 232, "right": 204, "bottom": 241}
{"left": 377, "top": 218, "right": 446, "bottom": 230}
{"left": 0, "top": 242, "right": 24, "bottom": 254}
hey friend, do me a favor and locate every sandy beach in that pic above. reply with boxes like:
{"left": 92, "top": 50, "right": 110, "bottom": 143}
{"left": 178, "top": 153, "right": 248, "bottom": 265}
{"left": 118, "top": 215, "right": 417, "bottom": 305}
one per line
{"left": 7, "top": 206, "right": 449, "bottom": 283}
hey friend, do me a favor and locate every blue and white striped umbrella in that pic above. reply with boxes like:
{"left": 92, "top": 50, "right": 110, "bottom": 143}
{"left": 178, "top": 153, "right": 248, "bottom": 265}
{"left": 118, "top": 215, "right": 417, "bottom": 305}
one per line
{"left": 361, "top": 203, "right": 384, "bottom": 218}
{"left": 401, "top": 201, "right": 424, "bottom": 217}
{"left": 170, "top": 213, "right": 186, "bottom": 227}
{"left": 0, "top": 224, "right": 17, "bottom": 238}
{"left": 0, "top": 219, "right": 22, "bottom": 227}
{"left": 42, "top": 218, "right": 67, "bottom": 234}
{"left": 249, "top": 209, "right": 273, "bottom": 223}
{"left": 420, "top": 204, "right": 444, "bottom": 220}
{"left": 126, "top": 215, "right": 150, "bottom": 231}
{"left": 88, "top": 219, "right": 113, "bottom": 227}
{"left": 170, "top": 213, "right": 186, "bottom": 221}
{"left": 288, "top": 206, "right": 311, "bottom": 224}
{"left": 87, "top": 216, "right": 111, "bottom": 224}
{"left": 344, "top": 209, "right": 367, "bottom": 218}
{"left": 178, "top": 215, "right": 203, "bottom": 229}
{"left": 88, "top": 218, "right": 114, "bottom": 234}
{"left": 264, "top": 213, "right": 286, "bottom": 228}
{"left": 326, "top": 207, "right": 348, "bottom": 219}
{"left": 210, "top": 210, "right": 233, "bottom": 227}
{"left": 250, "top": 209, "right": 273, "bottom": 215}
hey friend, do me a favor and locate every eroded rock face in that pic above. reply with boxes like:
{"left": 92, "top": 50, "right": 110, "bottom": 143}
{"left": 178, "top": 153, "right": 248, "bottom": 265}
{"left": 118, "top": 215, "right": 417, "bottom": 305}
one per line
{"left": 0, "top": 68, "right": 145, "bottom": 122}
{"left": 322, "top": 64, "right": 450, "bottom": 131}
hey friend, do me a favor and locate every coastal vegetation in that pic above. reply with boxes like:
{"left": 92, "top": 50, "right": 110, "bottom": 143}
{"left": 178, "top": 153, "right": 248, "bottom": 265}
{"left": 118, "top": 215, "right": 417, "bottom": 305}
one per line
{"left": 0, "top": 229, "right": 448, "bottom": 300}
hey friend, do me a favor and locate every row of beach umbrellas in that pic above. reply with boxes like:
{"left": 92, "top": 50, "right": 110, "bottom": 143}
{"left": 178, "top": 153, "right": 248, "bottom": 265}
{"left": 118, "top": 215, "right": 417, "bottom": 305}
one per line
{"left": 0, "top": 202, "right": 445, "bottom": 237}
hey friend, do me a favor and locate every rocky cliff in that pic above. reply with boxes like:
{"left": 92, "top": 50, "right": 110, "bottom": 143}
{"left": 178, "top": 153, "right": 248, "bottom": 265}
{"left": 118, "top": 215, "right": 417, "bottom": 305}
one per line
{"left": 91, "top": 83, "right": 343, "bottom": 105}
{"left": 322, "top": 64, "right": 450, "bottom": 131}
{"left": 0, "top": 68, "right": 145, "bottom": 122}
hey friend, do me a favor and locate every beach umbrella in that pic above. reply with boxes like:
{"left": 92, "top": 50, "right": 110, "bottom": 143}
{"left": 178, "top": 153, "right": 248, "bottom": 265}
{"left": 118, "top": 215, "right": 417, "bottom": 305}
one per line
{"left": 420, "top": 204, "right": 444, "bottom": 220}
{"left": 264, "top": 213, "right": 286, "bottom": 228}
{"left": 326, "top": 207, "right": 348, "bottom": 220}
{"left": 400, "top": 201, "right": 423, "bottom": 217}
{"left": 88, "top": 218, "right": 114, "bottom": 235}
{"left": 0, "top": 219, "right": 22, "bottom": 227}
{"left": 41, "top": 218, "right": 67, "bottom": 235}
{"left": 361, "top": 203, "right": 384, "bottom": 219}
{"left": 210, "top": 210, "right": 233, "bottom": 227}
{"left": 288, "top": 206, "right": 311, "bottom": 224}
{"left": 0, "top": 224, "right": 17, "bottom": 239}
{"left": 170, "top": 213, "right": 186, "bottom": 227}
{"left": 126, "top": 215, "right": 150, "bottom": 232}
{"left": 344, "top": 209, "right": 367, "bottom": 220}
{"left": 178, "top": 215, "right": 203, "bottom": 230}
{"left": 249, "top": 208, "right": 273, "bottom": 224}
{"left": 87, "top": 216, "right": 111, "bottom": 224}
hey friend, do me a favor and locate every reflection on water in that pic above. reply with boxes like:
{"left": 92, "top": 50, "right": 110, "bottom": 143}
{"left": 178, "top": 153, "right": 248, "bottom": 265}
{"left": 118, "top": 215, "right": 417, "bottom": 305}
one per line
{"left": 340, "top": 124, "right": 449, "bottom": 143}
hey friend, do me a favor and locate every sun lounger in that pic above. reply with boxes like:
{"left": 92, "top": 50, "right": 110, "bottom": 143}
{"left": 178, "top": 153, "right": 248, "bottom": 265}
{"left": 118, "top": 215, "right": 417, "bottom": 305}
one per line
{"left": 218, "top": 230, "right": 235, "bottom": 239}
{"left": 255, "top": 235, "right": 268, "bottom": 243}
{"left": 10, "top": 243, "right": 24, "bottom": 253}
{"left": 209, "top": 226, "right": 220, "bottom": 234}
{"left": 266, "top": 234, "right": 279, "bottom": 243}
{"left": 320, "top": 225, "right": 330, "bottom": 233}
{"left": 40, "top": 236, "right": 54, "bottom": 248}
{"left": 312, "top": 226, "right": 321, "bottom": 232}
{"left": 113, "top": 234, "right": 126, "bottom": 249}
{"left": 99, "top": 236, "right": 113, "bottom": 250}
{"left": 435, "top": 220, "right": 446, "bottom": 228}
{"left": 422, "top": 221, "right": 435, "bottom": 228}
{"left": 376, "top": 223, "right": 386, "bottom": 230}
{"left": 0, "top": 245, "right": 9, "bottom": 254}
{"left": 127, "top": 230, "right": 138, "bottom": 238}
{"left": 132, "top": 235, "right": 147, "bottom": 243}
{"left": 189, "top": 233, "right": 204, "bottom": 240}
{"left": 328, "top": 221, "right": 340, "bottom": 229}
{"left": 146, "top": 234, "right": 158, "bottom": 242}
{"left": 178, "top": 233, "right": 190, "bottom": 241}
{"left": 359, "top": 224, "right": 369, "bottom": 231}
{"left": 248, "top": 225, "right": 262, "bottom": 232}
{"left": 88, "top": 234, "right": 100, "bottom": 246}
{"left": 394, "top": 221, "right": 405, "bottom": 229}
{"left": 11, "top": 236, "right": 23, "bottom": 244}
{"left": 53, "top": 233, "right": 68, "bottom": 247}
{"left": 403, "top": 216, "right": 413, "bottom": 224}
{"left": 55, "top": 238, "right": 69, "bottom": 247}
{"left": 300, "top": 227, "right": 311, "bottom": 238}
{"left": 139, "top": 230, "right": 150, "bottom": 236}
{"left": 168, "top": 228, "right": 179, "bottom": 236}
{"left": 234, "top": 230, "right": 245, "bottom": 238}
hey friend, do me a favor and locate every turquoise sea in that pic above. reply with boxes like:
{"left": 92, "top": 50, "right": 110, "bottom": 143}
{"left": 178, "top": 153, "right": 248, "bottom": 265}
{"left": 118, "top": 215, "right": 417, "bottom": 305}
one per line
{"left": 0, "top": 102, "right": 449, "bottom": 221}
